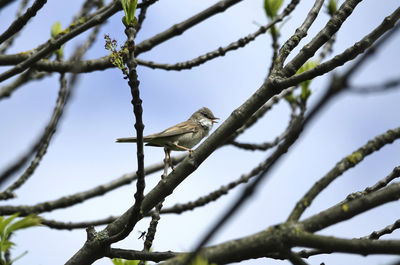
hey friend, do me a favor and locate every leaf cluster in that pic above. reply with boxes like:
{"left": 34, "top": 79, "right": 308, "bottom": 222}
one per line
{"left": 0, "top": 214, "right": 41, "bottom": 265}
{"left": 121, "top": 0, "right": 138, "bottom": 27}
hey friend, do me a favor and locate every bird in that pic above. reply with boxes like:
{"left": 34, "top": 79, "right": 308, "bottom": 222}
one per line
{"left": 116, "top": 107, "right": 218, "bottom": 169}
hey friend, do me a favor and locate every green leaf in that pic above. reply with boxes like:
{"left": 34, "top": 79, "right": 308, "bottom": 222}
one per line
{"left": 51, "top": 21, "right": 62, "bottom": 38}
{"left": 296, "top": 60, "right": 318, "bottom": 101}
{"left": 264, "top": 0, "right": 284, "bottom": 19}
{"left": 0, "top": 238, "right": 14, "bottom": 252}
{"left": 0, "top": 213, "right": 19, "bottom": 239}
{"left": 55, "top": 47, "right": 64, "bottom": 58}
{"left": 296, "top": 60, "right": 318, "bottom": 75}
{"left": 300, "top": 85, "right": 311, "bottom": 101}
{"left": 7, "top": 215, "right": 41, "bottom": 235}
{"left": 50, "top": 22, "right": 64, "bottom": 59}
{"left": 0, "top": 214, "right": 38, "bottom": 265}
{"left": 121, "top": 0, "right": 138, "bottom": 26}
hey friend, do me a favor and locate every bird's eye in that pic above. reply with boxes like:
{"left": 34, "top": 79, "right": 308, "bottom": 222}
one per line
{"left": 201, "top": 111, "right": 211, "bottom": 119}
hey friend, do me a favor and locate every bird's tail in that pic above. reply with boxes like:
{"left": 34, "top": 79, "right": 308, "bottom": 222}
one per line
{"left": 116, "top": 137, "right": 137, "bottom": 143}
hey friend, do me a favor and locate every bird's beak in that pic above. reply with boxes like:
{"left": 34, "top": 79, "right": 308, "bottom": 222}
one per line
{"left": 212, "top": 117, "right": 219, "bottom": 124}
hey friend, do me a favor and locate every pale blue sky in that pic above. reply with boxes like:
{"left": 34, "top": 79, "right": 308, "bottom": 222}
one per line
{"left": 0, "top": 1, "right": 400, "bottom": 264}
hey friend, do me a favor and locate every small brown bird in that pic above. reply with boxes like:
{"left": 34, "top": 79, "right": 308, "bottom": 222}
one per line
{"left": 116, "top": 107, "right": 218, "bottom": 168}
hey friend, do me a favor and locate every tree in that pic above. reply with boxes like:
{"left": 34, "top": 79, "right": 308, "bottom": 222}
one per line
{"left": 0, "top": 0, "right": 399, "bottom": 264}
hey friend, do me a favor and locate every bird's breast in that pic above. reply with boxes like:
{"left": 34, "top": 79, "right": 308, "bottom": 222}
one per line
{"left": 174, "top": 131, "right": 203, "bottom": 149}
{"left": 199, "top": 118, "right": 213, "bottom": 130}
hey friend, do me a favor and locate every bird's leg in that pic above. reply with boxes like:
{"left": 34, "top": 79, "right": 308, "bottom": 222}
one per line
{"left": 167, "top": 149, "right": 175, "bottom": 171}
{"left": 163, "top": 148, "right": 171, "bottom": 177}
{"left": 172, "top": 143, "right": 194, "bottom": 157}
{"left": 164, "top": 148, "right": 175, "bottom": 171}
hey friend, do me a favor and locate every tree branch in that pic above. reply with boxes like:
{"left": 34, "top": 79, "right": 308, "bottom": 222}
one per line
{"left": 0, "top": 155, "right": 185, "bottom": 215}
{"left": 0, "top": 0, "right": 121, "bottom": 82}
{"left": 300, "top": 182, "right": 400, "bottom": 232}
{"left": 0, "top": 0, "right": 29, "bottom": 54}
{"left": 0, "top": 0, "right": 47, "bottom": 45}
{"left": 363, "top": 218, "right": 400, "bottom": 240}
{"left": 134, "top": 0, "right": 244, "bottom": 55}
{"left": 347, "top": 75, "right": 400, "bottom": 94}
{"left": 280, "top": 0, "right": 363, "bottom": 77}
{"left": 288, "top": 127, "right": 400, "bottom": 222}
{"left": 107, "top": 248, "right": 180, "bottom": 262}
{"left": 230, "top": 102, "right": 302, "bottom": 151}
{"left": 279, "top": 7, "right": 400, "bottom": 88}
{"left": 137, "top": 0, "right": 299, "bottom": 71}
{"left": 273, "top": 0, "right": 325, "bottom": 72}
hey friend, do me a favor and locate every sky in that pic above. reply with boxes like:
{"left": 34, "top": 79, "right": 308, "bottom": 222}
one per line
{"left": 0, "top": 0, "right": 400, "bottom": 264}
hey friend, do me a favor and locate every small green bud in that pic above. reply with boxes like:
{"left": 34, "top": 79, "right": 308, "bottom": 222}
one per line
{"left": 327, "top": 0, "right": 338, "bottom": 16}
{"left": 296, "top": 60, "right": 318, "bottom": 101}
{"left": 51, "top": 21, "right": 62, "bottom": 38}
{"left": 264, "top": 0, "right": 284, "bottom": 19}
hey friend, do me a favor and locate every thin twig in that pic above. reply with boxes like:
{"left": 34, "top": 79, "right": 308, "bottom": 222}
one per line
{"left": 317, "top": 35, "right": 336, "bottom": 63}
{"left": 107, "top": 248, "right": 180, "bottom": 262}
{"left": 73, "top": 0, "right": 103, "bottom": 23}
{"left": 267, "top": 26, "right": 280, "bottom": 77}
{"left": 347, "top": 76, "right": 400, "bottom": 93}
{"left": 346, "top": 166, "right": 400, "bottom": 202}
{"left": 230, "top": 103, "right": 299, "bottom": 151}
{"left": 280, "top": 0, "right": 363, "bottom": 78}
{"left": 0, "top": 16, "right": 104, "bottom": 195}
{"left": 137, "top": 0, "right": 299, "bottom": 71}
{"left": 363, "top": 219, "right": 400, "bottom": 240}
{"left": 135, "top": 0, "right": 159, "bottom": 36}
{"left": 272, "top": 0, "right": 325, "bottom": 74}
{"left": 0, "top": 69, "right": 48, "bottom": 99}
{"left": 0, "top": 72, "right": 69, "bottom": 194}
{"left": 285, "top": 250, "right": 310, "bottom": 265}
{"left": 300, "top": 182, "right": 400, "bottom": 233}
{"left": 41, "top": 216, "right": 118, "bottom": 230}
{"left": 287, "top": 127, "right": 400, "bottom": 222}
{"left": 279, "top": 7, "right": 400, "bottom": 88}
{"left": 0, "top": 0, "right": 47, "bottom": 45}
{"left": 0, "top": 154, "right": 185, "bottom": 215}
{"left": 0, "top": 0, "right": 16, "bottom": 9}
{"left": 0, "top": 0, "right": 29, "bottom": 54}
{"left": 227, "top": 85, "right": 297, "bottom": 142}
{"left": 0, "top": 0, "right": 121, "bottom": 83}
{"left": 138, "top": 200, "right": 163, "bottom": 265}
{"left": 134, "top": 0, "right": 244, "bottom": 55}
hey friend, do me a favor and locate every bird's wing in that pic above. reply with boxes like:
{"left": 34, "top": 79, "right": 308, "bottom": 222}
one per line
{"left": 146, "top": 121, "right": 198, "bottom": 139}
